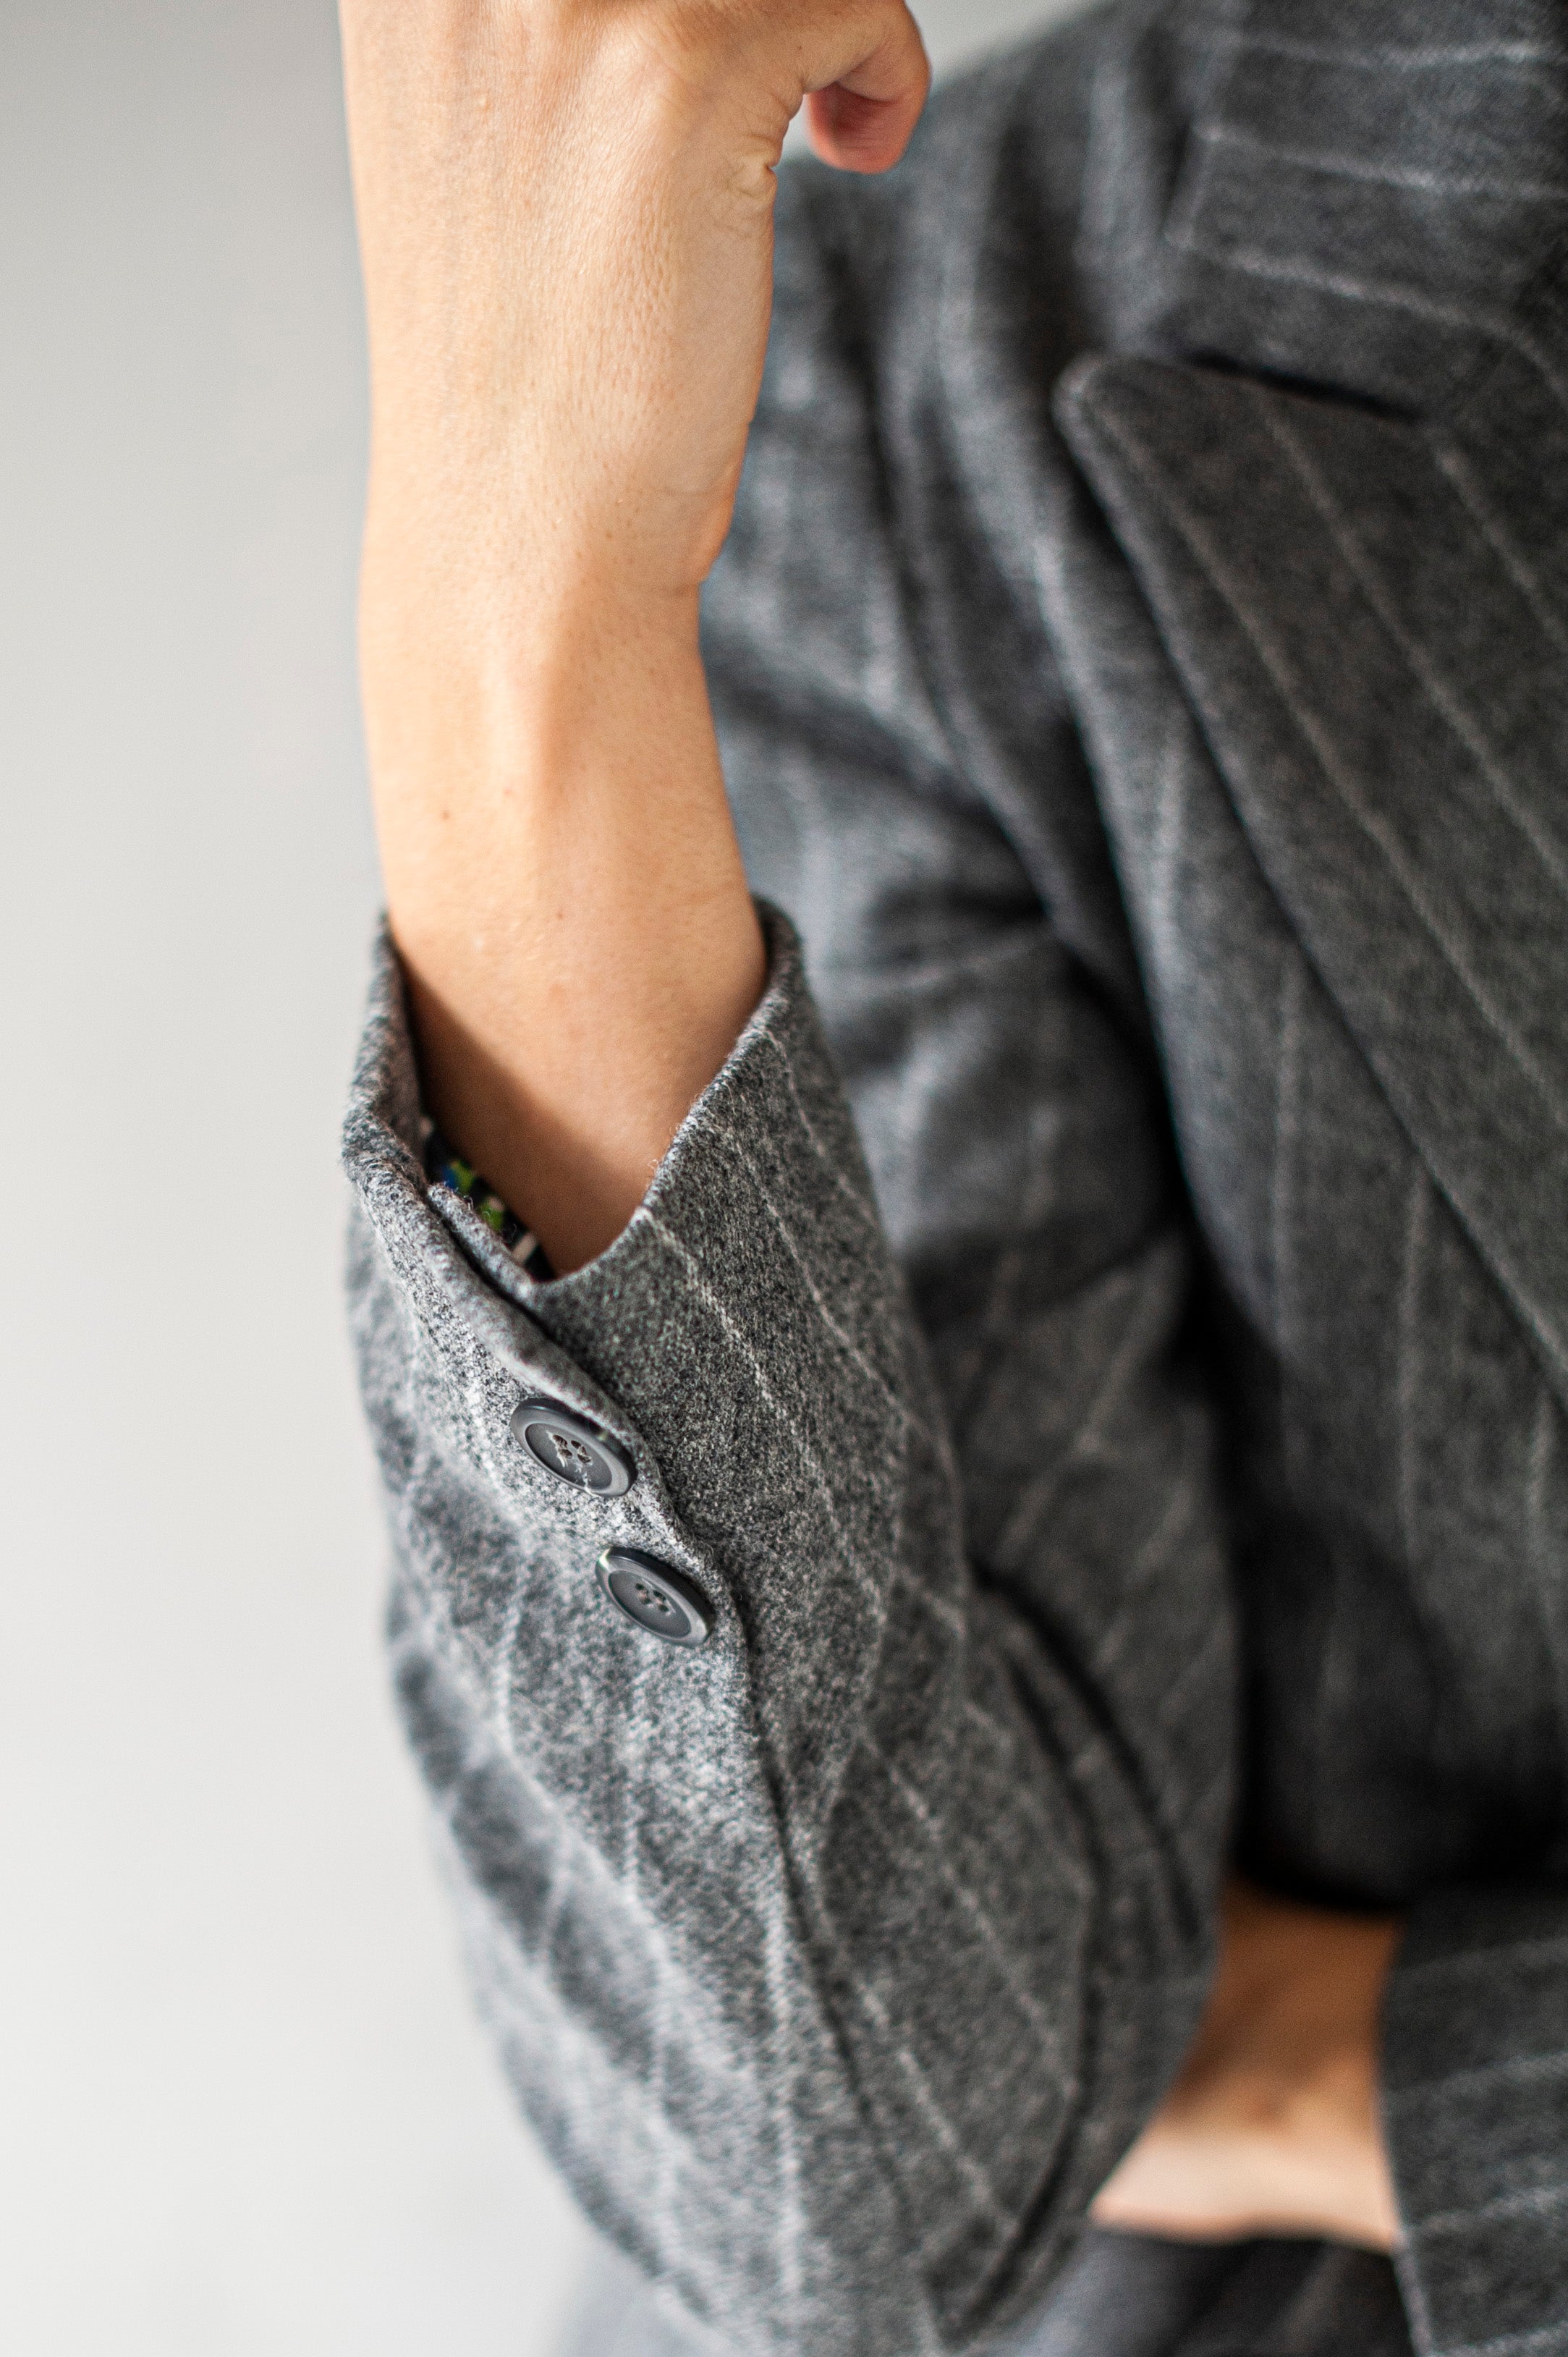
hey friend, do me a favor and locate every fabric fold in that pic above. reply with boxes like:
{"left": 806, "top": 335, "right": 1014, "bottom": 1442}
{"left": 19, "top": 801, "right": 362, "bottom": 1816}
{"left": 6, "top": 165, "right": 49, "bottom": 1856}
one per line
{"left": 342, "top": 896, "right": 1232, "bottom": 2353}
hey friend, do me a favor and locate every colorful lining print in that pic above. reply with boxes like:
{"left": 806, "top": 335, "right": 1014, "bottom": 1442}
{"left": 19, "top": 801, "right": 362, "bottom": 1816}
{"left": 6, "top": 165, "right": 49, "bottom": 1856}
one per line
{"left": 422, "top": 1122, "right": 555, "bottom": 1281}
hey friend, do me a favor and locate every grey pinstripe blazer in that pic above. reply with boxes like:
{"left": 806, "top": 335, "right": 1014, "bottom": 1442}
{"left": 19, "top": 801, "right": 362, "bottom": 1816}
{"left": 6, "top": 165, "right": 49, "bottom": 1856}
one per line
{"left": 342, "top": 2, "right": 1568, "bottom": 2352}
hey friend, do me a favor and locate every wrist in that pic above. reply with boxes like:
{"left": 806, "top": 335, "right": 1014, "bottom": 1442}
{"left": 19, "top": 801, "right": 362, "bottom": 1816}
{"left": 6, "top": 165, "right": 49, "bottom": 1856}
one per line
{"left": 358, "top": 543, "right": 706, "bottom": 817}
{"left": 1092, "top": 1880, "right": 1402, "bottom": 2249}
{"left": 362, "top": 371, "right": 749, "bottom": 621}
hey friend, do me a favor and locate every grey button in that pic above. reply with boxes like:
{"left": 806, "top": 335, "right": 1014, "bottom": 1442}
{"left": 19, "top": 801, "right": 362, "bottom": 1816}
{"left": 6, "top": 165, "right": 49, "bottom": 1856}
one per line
{"left": 512, "top": 1399, "right": 634, "bottom": 1497}
{"left": 596, "top": 1548, "right": 712, "bottom": 1649}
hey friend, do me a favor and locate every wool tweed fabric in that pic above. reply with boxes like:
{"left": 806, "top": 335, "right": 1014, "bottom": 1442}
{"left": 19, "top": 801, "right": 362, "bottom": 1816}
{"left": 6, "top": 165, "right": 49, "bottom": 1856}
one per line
{"left": 341, "top": 2, "right": 1568, "bottom": 2353}
{"left": 562, "top": 2223, "right": 1416, "bottom": 2357}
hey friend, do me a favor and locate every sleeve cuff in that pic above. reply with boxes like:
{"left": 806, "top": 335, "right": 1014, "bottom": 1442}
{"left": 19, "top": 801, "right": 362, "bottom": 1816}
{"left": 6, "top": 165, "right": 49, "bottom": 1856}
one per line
{"left": 341, "top": 899, "right": 874, "bottom": 1321}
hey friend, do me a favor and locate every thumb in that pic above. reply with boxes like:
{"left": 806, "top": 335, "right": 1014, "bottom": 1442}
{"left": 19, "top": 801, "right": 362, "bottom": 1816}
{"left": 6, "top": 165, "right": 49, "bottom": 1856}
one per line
{"left": 803, "top": 4, "right": 929, "bottom": 174}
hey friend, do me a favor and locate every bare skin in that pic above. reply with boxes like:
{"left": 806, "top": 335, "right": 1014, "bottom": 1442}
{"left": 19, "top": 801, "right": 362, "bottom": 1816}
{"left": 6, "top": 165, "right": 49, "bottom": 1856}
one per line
{"left": 1093, "top": 1879, "right": 1402, "bottom": 2249}
{"left": 343, "top": 0, "right": 928, "bottom": 1271}
{"left": 339, "top": 0, "right": 1403, "bottom": 2250}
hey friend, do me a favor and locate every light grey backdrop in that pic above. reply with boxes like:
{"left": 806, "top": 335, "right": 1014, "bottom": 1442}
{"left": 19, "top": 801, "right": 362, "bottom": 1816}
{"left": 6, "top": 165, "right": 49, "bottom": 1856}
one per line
{"left": 0, "top": 3, "right": 1081, "bottom": 2350}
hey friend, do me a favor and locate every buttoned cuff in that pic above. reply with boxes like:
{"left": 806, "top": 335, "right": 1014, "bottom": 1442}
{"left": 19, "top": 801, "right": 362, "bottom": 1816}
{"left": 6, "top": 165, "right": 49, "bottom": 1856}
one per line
{"left": 1383, "top": 1881, "right": 1568, "bottom": 2357}
{"left": 483, "top": 894, "right": 960, "bottom": 1830}
{"left": 339, "top": 900, "right": 967, "bottom": 2354}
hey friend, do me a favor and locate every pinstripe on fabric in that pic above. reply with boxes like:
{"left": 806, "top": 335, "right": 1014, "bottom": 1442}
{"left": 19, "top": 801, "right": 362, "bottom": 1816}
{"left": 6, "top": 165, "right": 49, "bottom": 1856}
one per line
{"left": 342, "top": 3, "right": 1568, "bottom": 2350}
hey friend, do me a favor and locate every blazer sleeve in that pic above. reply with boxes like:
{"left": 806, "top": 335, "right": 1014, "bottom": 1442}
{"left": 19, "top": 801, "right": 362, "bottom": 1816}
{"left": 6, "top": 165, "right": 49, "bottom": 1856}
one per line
{"left": 1382, "top": 1882, "right": 1568, "bottom": 2357}
{"left": 340, "top": 167, "right": 1237, "bottom": 2357}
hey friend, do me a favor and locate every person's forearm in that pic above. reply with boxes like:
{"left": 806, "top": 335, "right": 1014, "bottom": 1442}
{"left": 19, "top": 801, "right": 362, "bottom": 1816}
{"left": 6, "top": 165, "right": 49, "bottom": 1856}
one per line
{"left": 340, "top": 0, "right": 928, "bottom": 1271}
{"left": 361, "top": 550, "right": 764, "bottom": 1274}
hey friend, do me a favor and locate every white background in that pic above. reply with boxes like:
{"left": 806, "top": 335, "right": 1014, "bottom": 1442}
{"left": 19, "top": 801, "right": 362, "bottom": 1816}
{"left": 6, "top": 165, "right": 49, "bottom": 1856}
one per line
{"left": 1, "top": 2, "right": 1083, "bottom": 2350}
